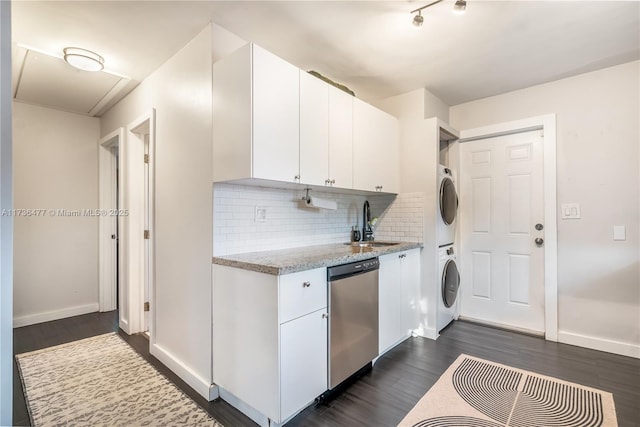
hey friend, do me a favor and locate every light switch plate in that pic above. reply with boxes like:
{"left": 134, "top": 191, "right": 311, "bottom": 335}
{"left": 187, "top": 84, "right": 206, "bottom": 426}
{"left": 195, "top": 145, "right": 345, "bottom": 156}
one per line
{"left": 613, "top": 225, "right": 626, "bottom": 241}
{"left": 561, "top": 203, "right": 581, "bottom": 219}
{"left": 255, "top": 206, "right": 267, "bottom": 222}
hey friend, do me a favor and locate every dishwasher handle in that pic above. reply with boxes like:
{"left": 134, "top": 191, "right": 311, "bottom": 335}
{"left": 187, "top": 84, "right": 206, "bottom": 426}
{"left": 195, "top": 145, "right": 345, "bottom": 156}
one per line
{"left": 327, "top": 257, "right": 379, "bottom": 281}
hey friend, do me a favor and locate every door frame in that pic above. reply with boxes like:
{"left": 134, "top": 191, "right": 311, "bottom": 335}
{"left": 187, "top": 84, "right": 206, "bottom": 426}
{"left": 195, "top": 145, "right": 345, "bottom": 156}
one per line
{"left": 123, "top": 109, "right": 156, "bottom": 337}
{"left": 98, "top": 128, "right": 124, "bottom": 313}
{"left": 458, "top": 114, "right": 558, "bottom": 341}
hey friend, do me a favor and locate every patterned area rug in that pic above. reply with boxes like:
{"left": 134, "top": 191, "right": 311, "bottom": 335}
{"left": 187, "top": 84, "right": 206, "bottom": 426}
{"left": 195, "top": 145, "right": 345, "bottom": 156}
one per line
{"left": 16, "top": 333, "right": 222, "bottom": 426}
{"left": 399, "top": 354, "right": 618, "bottom": 427}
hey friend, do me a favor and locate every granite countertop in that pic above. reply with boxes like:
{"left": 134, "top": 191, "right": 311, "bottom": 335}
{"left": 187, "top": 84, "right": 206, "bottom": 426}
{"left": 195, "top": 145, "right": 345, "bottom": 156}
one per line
{"left": 212, "top": 241, "right": 422, "bottom": 275}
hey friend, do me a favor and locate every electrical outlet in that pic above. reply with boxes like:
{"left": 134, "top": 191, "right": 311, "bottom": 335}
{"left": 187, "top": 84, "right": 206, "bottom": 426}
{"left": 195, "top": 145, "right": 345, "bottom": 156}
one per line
{"left": 255, "top": 206, "right": 267, "bottom": 222}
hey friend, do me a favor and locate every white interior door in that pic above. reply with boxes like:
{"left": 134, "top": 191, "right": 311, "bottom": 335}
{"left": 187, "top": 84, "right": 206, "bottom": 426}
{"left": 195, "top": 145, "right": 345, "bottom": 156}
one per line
{"left": 459, "top": 130, "right": 545, "bottom": 333}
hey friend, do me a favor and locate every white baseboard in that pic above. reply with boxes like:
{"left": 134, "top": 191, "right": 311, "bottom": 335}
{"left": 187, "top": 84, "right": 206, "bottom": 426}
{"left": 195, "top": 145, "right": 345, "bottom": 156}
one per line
{"left": 119, "top": 318, "right": 131, "bottom": 335}
{"left": 416, "top": 326, "right": 438, "bottom": 340}
{"left": 13, "top": 303, "right": 99, "bottom": 328}
{"left": 558, "top": 331, "right": 640, "bottom": 359}
{"left": 209, "top": 383, "right": 220, "bottom": 401}
{"left": 150, "top": 342, "right": 215, "bottom": 400}
{"left": 219, "top": 387, "right": 269, "bottom": 427}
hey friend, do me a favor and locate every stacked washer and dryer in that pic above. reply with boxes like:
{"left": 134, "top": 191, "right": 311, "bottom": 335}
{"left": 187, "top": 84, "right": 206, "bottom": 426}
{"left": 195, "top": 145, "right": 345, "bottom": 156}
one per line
{"left": 437, "top": 165, "right": 460, "bottom": 332}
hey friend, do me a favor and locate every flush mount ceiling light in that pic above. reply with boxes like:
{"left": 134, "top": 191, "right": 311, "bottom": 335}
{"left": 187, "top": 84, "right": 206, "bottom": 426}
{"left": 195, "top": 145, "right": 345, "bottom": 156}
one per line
{"left": 411, "top": 0, "right": 467, "bottom": 25}
{"left": 63, "top": 47, "right": 104, "bottom": 72}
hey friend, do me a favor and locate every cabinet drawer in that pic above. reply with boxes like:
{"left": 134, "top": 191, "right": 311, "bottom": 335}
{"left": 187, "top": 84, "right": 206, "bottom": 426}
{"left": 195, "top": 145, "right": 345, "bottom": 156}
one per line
{"left": 279, "top": 268, "right": 327, "bottom": 324}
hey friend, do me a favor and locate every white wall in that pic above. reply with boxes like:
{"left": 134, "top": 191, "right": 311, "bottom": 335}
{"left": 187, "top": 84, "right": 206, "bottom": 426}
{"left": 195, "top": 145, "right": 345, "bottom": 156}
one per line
{"left": 212, "top": 22, "right": 246, "bottom": 63}
{"left": 213, "top": 184, "right": 422, "bottom": 256}
{"left": 13, "top": 102, "right": 100, "bottom": 327}
{"left": 374, "top": 87, "right": 450, "bottom": 123}
{"left": 100, "top": 25, "right": 214, "bottom": 399}
{"left": 0, "top": 0, "right": 13, "bottom": 422}
{"left": 450, "top": 61, "right": 640, "bottom": 357}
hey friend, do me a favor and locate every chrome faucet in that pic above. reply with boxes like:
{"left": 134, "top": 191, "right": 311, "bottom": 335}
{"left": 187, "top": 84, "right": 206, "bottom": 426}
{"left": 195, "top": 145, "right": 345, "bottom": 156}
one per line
{"left": 362, "top": 200, "right": 374, "bottom": 241}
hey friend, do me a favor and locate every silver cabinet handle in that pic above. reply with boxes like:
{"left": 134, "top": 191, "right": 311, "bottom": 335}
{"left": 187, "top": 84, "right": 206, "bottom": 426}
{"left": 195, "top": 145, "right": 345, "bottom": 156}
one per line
{"left": 302, "top": 281, "right": 311, "bottom": 288}
{"left": 399, "top": 253, "right": 406, "bottom": 259}
{"left": 331, "top": 179, "right": 335, "bottom": 185}
{"left": 322, "top": 313, "right": 328, "bottom": 319}
{"left": 294, "top": 175, "right": 300, "bottom": 182}
{"left": 325, "top": 179, "right": 331, "bottom": 185}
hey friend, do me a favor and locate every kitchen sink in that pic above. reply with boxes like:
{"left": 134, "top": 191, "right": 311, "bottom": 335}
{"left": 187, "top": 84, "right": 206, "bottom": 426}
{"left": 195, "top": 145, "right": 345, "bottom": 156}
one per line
{"left": 345, "top": 241, "right": 401, "bottom": 248}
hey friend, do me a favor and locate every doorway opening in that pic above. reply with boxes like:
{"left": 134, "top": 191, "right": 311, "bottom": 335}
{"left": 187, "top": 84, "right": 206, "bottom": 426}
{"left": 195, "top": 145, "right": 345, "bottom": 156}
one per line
{"left": 98, "top": 109, "right": 155, "bottom": 339}
{"left": 98, "top": 129, "right": 123, "bottom": 314}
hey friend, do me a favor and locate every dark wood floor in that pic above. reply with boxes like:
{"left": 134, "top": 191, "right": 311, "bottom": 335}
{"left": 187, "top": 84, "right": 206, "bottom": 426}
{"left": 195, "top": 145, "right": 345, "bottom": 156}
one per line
{"left": 14, "top": 312, "right": 640, "bottom": 427}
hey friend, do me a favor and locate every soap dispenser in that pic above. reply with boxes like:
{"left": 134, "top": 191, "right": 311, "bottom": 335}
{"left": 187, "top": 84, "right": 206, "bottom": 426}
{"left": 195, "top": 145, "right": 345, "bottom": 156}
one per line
{"left": 351, "top": 226, "right": 361, "bottom": 242}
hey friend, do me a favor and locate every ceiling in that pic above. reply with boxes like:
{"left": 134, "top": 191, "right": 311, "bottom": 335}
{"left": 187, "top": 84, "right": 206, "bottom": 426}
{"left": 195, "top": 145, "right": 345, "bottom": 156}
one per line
{"left": 11, "top": 1, "right": 640, "bottom": 116}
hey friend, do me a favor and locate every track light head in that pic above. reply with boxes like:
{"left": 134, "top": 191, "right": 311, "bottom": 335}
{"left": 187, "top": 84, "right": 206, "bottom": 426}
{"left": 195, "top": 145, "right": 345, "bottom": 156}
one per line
{"left": 413, "top": 11, "right": 424, "bottom": 27}
{"left": 453, "top": 0, "right": 467, "bottom": 15}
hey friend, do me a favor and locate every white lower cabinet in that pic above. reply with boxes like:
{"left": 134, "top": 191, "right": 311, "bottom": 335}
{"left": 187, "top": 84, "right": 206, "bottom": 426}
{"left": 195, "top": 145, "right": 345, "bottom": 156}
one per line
{"left": 378, "top": 253, "right": 403, "bottom": 353}
{"left": 378, "top": 248, "right": 421, "bottom": 355}
{"left": 213, "top": 265, "right": 328, "bottom": 426}
{"left": 280, "top": 308, "right": 328, "bottom": 419}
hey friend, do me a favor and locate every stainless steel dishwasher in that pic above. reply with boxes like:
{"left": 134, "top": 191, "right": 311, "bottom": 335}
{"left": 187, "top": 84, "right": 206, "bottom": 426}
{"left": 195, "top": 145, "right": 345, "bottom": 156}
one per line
{"left": 327, "top": 257, "right": 379, "bottom": 389}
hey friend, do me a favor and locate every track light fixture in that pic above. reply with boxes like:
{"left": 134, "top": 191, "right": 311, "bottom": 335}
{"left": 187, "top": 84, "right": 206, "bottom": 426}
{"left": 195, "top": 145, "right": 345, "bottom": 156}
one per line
{"left": 413, "top": 10, "right": 424, "bottom": 26}
{"left": 411, "top": 0, "right": 467, "bottom": 26}
{"left": 453, "top": 0, "right": 467, "bottom": 15}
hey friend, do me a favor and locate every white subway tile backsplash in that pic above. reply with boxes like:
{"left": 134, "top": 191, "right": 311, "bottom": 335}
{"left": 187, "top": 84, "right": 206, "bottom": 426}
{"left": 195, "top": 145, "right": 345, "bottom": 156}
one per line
{"left": 213, "top": 183, "right": 425, "bottom": 256}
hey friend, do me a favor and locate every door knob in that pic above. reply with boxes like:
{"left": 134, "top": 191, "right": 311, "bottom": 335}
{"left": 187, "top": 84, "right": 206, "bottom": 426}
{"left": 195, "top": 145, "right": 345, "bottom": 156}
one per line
{"left": 535, "top": 223, "right": 544, "bottom": 231}
{"left": 535, "top": 237, "right": 544, "bottom": 246}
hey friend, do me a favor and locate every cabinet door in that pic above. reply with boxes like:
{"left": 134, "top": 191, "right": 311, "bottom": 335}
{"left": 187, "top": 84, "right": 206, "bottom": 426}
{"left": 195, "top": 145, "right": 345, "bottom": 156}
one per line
{"left": 378, "top": 253, "right": 403, "bottom": 354}
{"left": 401, "top": 249, "right": 421, "bottom": 337}
{"left": 353, "top": 99, "right": 399, "bottom": 193}
{"left": 378, "top": 112, "right": 399, "bottom": 193}
{"left": 328, "top": 86, "right": 353, "bottom": 189}
{"left": 280, "top": 309, "right": 328, "bottom": 421}
{"left": 300, "top": 71, "right": 329, "bottom": 186}
{"left": 252, "top": 45, "right": 300, "bottom": 183}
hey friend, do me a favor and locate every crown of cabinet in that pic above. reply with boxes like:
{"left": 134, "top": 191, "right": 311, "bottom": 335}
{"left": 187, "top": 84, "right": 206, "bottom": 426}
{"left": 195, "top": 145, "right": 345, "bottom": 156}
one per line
{"left": 212, "top": 43, "right": 398, "bottom": 194}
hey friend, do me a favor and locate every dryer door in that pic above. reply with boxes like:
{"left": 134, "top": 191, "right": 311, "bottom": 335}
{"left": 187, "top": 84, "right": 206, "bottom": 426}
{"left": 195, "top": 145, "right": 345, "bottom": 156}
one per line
{"left": 440, "top": 177, "right": 458, "bottom": 225}
{"left": 442, "top": 259, "right": 460, "bottom": 308}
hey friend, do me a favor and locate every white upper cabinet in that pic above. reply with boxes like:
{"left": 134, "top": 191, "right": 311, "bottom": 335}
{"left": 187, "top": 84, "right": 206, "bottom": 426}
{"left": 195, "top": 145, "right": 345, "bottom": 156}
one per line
{"left": 213, "top": 43, "right": 397, "bottom": 193}
{"left": 300, "top": 73, "right": 355, "bottom": 189}
{"left": 213, "top": 43, "right": 300, "bottom": 183}
{"left": 328, "top": 86, "right": 353, "bottom": 189}
{"left": 253, "top": 45, "right": 300, "bottom": 183}
{"left": 300, "top": 70, "right": 329, "bottom": 187}
{"left": 353, "top": 98, "right": 399, "bottom": 193}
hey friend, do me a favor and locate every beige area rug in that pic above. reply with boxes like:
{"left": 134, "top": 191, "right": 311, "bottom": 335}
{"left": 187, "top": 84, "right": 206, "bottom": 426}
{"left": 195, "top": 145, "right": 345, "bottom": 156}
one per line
{"left": 399, "top": 354, "right": 617, "bottom": 427}
{"left": 16, "top": 333, "right": 222, "bottom": 426}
